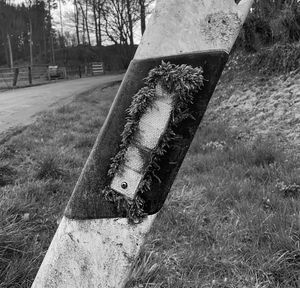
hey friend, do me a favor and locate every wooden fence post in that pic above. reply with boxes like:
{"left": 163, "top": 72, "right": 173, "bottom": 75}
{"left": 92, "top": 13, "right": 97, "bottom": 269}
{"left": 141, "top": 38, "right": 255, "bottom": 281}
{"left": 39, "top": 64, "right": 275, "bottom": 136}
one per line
{"left": 28, "top": 66, "right": 32, "bottom": 85}
{"left": 47, "top": 67, "right": 51, "bottom": 81}
{"left": 31, "top": 1, "right": 254, "bottom": 287}
{"left": 13, "top": 67, "right": 19, "bottom": 87}
{"left": 62, "top": 67, "right": 67, "bottom": 79}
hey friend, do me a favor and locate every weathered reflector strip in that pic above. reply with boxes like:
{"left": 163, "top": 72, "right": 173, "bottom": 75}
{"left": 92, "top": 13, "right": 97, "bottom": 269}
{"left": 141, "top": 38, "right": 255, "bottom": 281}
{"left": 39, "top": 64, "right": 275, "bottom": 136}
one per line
{"left": 111, "top": 84, "right": 173, "bottom": 199}
{"left": 32, "top": 0, "right": 254, "bottom": 287}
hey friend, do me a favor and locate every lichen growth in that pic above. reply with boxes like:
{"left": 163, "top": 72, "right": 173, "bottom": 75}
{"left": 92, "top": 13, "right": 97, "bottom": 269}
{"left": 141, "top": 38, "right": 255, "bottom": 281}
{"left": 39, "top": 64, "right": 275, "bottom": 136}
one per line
{"left": 103, "top": 61, "right": 204, "bottom": 224}
{"left": 203, "top": 12, "right": 241, "bottom": 43}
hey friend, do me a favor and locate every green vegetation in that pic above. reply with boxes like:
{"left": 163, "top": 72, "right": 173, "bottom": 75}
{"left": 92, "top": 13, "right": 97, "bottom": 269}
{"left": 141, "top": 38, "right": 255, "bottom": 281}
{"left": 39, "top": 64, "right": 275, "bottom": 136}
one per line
{"left": 0, "top": 79, "right": 299, "bottom": 287}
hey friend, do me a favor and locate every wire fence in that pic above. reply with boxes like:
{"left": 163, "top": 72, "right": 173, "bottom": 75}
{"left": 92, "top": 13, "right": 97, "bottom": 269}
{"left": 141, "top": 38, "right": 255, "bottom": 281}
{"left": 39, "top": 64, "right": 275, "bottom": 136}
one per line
{"left": 0, "top": 62, "right": 105, "bottom": 89}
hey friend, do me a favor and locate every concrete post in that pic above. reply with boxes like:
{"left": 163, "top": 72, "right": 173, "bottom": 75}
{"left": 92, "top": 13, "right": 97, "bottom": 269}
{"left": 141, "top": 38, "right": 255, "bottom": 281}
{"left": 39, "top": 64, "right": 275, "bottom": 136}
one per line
{"left": 31, "top": 1, "right": 254, "bottom": 287}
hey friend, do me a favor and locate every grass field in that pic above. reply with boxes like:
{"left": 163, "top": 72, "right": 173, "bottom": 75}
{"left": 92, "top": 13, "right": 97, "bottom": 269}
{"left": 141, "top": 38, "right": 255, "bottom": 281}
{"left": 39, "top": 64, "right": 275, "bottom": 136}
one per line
{"left": 0, "top": 79, "right": 299, "bottom": 287}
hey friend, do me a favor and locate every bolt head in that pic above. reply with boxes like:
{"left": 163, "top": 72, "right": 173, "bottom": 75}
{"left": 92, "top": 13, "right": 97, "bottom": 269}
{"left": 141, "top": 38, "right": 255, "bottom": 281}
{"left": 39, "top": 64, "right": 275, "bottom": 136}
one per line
{"left": 121, "top": 182, "right": 128, "bottom": 189}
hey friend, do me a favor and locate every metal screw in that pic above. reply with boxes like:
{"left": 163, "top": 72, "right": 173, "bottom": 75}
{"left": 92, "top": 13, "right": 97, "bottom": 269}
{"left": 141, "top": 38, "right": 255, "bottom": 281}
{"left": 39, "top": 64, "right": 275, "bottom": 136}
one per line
{"left": 121, "top": 182, "right": 128, "bottom": 189}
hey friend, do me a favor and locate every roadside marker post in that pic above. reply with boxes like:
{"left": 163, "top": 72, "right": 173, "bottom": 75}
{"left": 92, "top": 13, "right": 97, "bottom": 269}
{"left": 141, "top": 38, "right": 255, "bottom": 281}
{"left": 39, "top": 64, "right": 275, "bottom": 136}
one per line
{"left": 31, "top": 1, "right": 254, "bottom": 287}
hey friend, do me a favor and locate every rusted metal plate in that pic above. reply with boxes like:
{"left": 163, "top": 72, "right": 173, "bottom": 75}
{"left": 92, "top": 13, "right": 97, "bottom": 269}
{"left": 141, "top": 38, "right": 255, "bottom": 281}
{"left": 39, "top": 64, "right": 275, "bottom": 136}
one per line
{"left": 111, "top": 165, "right": 142, "bottom": 199}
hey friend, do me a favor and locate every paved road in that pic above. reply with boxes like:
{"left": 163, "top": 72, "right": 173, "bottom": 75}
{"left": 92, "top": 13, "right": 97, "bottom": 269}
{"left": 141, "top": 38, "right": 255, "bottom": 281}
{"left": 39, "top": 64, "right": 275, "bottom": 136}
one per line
{"left": 0, "top": 74, "right": 123, "bottom": 133}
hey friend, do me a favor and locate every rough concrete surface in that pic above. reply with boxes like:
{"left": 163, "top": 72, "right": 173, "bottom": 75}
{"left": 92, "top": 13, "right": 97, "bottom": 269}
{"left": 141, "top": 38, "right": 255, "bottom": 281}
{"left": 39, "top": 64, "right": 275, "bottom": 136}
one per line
{"left": 0, "top": 74, "right": 123, "bottom": 133}
{"left": 135, "top": 0, "right": 253, "bottom": 59}
{"left": 31, "top": 215, "right": 156, "bottom": 288}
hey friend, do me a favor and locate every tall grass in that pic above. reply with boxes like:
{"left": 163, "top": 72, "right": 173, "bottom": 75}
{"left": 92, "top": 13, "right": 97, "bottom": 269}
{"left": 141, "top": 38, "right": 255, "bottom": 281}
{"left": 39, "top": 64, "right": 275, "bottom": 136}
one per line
{"left": 127, "top": 123, "right": 300, "bottom": 288}
{"left": 0, "top": 84, "right": 116, "bottom": 287}
{"left": 0, "top": 83, "right": 299, "bottom": 287}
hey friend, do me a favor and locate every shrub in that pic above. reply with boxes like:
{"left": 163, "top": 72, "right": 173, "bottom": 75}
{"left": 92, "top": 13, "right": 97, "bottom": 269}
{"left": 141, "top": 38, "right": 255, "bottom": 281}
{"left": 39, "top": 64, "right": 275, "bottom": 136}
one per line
{"left": 243, "top": 14, "right": 273, "bottom": 52}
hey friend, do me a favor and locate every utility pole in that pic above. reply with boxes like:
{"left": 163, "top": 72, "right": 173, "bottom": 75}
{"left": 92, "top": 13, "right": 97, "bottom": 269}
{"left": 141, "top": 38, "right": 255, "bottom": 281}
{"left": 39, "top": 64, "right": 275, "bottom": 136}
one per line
{"left": 31, "top": 1, "right": 254, "bottom": 287}
{"left": 7, "top": 34, "right": 13, "bottom": 68}
{"left": 139, "top": 0, "right": 146, "bottom": 35}
{"left": 26, "top": 0, "right": 33, "bottom": 66}
{"left": 50, "top": 34, "right": 55, "bottom": 64}
{"left": 126, "top": 0, "right": 134, "bottom": 46}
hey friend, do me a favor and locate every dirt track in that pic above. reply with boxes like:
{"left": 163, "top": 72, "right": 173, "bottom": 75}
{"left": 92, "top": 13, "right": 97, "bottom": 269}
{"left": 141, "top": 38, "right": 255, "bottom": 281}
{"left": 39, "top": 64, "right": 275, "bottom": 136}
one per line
{"left": 0, "top": 74, "right": 123, "bottom": 133}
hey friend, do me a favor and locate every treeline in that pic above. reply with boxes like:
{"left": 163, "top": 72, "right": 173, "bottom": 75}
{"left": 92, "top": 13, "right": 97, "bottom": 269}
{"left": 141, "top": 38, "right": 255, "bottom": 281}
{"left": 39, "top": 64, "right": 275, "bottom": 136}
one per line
{"left": 1, "top": 0, "right": 300, "bottom": 69}
{"left": 68, "top": 0, "right": 153, "bottom": 47}
{"left": 0, "top": 0, "right": 54, "bottom": 67}
{"left": 0, "top": 0, "right": 153, "bottom": 69}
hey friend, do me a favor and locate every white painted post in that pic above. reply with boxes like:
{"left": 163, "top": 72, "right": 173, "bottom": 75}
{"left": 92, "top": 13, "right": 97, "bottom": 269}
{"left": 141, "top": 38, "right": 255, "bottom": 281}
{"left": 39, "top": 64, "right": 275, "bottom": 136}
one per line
{"left": 31, "top": 1, "right": 254, "bottom": 287}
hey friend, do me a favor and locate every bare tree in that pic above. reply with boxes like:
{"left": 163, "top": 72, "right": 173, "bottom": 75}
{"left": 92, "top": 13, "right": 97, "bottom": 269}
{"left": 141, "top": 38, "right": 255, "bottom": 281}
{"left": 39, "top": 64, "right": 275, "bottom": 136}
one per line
{"left": 78, "top": 0, "right": 91, "bottom": 45}
{"left": 138, "top": 0, "right": 155, "bottom": 35}
{"left": 126, "top": 0, "right": 134, "bottom": 46}
{"left": 73, "top": 0, "right": 81, "bottom": 45}
{"left": 92, "top": 0, "right": 99, "bottom": 45}
{"left": 139, "top": 0, "right": 146, "bottom": 35}
{"left": 91, "top": 0, "right": 105, "bottom": 46}
{"left": 102, "top": 0, "right": 139, "bottom": 45}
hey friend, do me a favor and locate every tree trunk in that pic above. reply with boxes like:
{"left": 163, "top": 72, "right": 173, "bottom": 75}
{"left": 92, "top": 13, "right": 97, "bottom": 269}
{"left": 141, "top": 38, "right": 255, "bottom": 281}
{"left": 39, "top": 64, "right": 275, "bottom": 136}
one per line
{"left": 126, "top": 0, "right": 134, "bottom": 46}
{"left": 59, "top": 0, "right": 64, "bottom": 37}
{"left": 74, "top": 0, "right": 80, "bottom": 45}
{"left": 139, "top": 0, "right": 146, "bottom": 35}
{"left": 92, "top": 0, "right": 99, "bottom": 45}
{"left": 43, "top": 27, "right": 48, "bottom": 62}
{"left": 97, "top": 1, "right": 102, "bottom": 46}
{"left": 85, "top": 0, "right": 91, "bottom": 46}
{"left": 7, "top": 34, "right": 13, "bottom": 68}
{"left": 98, "top": 20, "right": 102, "bottom": 46}
{"left": 50, "top": 34, "right": 55, "bottom": 64}
{"left": 82, "top": 10, "right": 85, "bottom": 44}
{"left": 79, "top": 3, "right": 86, "bottom": 44}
